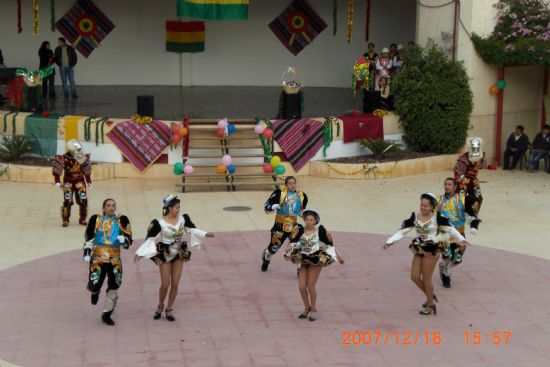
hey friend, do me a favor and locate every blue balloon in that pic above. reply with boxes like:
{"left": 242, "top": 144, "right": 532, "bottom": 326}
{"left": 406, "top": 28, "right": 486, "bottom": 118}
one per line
{"left": 227, "top": 164, "right": 236, "bottom": 174}
{"left": 227, "top": 124, "right": 236, "bottom": 134}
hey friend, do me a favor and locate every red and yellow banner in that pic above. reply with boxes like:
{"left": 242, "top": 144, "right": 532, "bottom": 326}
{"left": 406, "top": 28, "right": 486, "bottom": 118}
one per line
{"left": 165, "top": 21, "right": 205, "bottom": 53}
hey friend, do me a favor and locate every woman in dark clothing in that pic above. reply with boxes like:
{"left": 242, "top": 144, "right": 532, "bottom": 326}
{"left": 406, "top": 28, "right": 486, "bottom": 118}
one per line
{"left": 38, "top": 41, "right": 56, "bottom": 98}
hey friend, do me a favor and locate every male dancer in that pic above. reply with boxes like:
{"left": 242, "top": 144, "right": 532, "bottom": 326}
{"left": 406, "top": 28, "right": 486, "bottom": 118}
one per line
{"left": 52, "top": 139, "right": 92, "bottom": 227}
{"left": 261, "top": 176, "right": 308, "bottom": 272}
{"left": 437, "top": 178, "right": 481, "bottom": 288}
{"left": 83, "top": 198, "right": 132, "bottom": 325}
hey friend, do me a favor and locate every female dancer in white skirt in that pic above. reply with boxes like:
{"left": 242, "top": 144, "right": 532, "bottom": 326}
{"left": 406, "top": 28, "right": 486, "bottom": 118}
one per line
{"left": 135, "top": 195, "right": 214, "bottom": 321}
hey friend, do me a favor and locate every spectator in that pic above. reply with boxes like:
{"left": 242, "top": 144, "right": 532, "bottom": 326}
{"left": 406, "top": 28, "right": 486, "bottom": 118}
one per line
{"left": 503, "top": 125, "right": 529, "bottom": 170}
{"left": 375, "top": 48, "right": 392, "bottom": 90}
{"left": 363, "top": 43, "right": 378, "bottom": 90}
{"left": 407, "top": 41, "right": 415, "bottom": 48}
{"left": 54, "top": 37, "right": 78, "bottom": 99}
{"left": 39, "top": 41, "right": 56, "bottom": 99}
{"left": 378, "top": 76, "right": 394, "bottom": 110}
{"left": 0, "top": 48, "right": 5, "bottom": 67}
{"left": 527, "top": 124, "right": 550, "bottom": 171}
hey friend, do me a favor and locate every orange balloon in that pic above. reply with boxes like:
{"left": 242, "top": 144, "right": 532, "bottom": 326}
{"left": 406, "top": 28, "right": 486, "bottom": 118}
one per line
{"left": 179, "top": 127, "right": 188, "bottom": 137}
{"left": 489, "top": 85, "right": 499, "bottom": 96}
{"left": 216, "top": 164, "right": 227, "bottom": 174}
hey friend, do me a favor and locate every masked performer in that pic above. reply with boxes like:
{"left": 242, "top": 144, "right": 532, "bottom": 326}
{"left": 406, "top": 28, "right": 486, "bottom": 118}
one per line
{"left": 384, "top": 193, "right": 469, "bottom": 315}
{"left": 284, "top": 210, "right": 344, "bottom": 321}
{"left": 261, "top": 176, "right": 308, "bottom": 272}
{"left": 135, "top": 195, "right": 214, "bottom": 321}
{"left": 52, "top": 139, "right": 92, "bottom": 227}
{"left": 83, "top": 198, "right": 132, "bottom": 326}
{"left": 437, "top": 178, "right": 481, "bottom": 288}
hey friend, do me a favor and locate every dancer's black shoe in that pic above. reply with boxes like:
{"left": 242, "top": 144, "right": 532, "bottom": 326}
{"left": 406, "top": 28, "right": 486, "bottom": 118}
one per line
{"left": 101, "top": 311, "right": 115, "bottom": 326}
{"left": 91, "top": 292, "right": 99, "bottom": 305}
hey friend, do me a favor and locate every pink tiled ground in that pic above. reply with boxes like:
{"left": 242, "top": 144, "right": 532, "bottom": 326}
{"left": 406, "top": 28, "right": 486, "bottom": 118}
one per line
{"left": 1, "top": 231, "right": 549, "bottom": 367}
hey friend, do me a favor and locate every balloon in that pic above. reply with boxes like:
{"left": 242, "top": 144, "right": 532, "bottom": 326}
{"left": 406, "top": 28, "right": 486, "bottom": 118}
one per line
{"left": 262, "top": 128, "right": 274, "bottom": 139}
{"left": 270, "top": 156, "right": 281, "bottom": 167}
{"left": 263, "top": 163, "right": 273, "bottom": 173}
{"left": 227, "top": 164, "right": 236, "bottom": 174}
{"left": 227, "top": 124, "right": 236, "bottom": 134}
{"left": 179, "top": 127, "right": 188, "bottom": 137}
{"left": 254, "top": 124, "right": 265, "bottom": 134}
{"left": 216, "top": 164, "right": 227, "bottom": 174}
{"left": 274, "top": 165, "right": 286, "bottom": 175}
{"left": 216, "top": 128, "right": 225, "bottom": 138}
{"left": 221, "top": 154, "right": 232, "bottom": 166}
{"left": 183, "top": 164, "right": 194, "bottom": 174}
{"left": 497, "top": 80, "right": 507, "bottom": 90}
{"left": 173, "top": 163, "right": 184, "bottom": 175}
{"left": 217, "top": 118, "right": 228, "bottom": 129}
{"left": 171, "top": 124, "right": 181, "bottom": 135}
{"left": 172, "top": 134, "right": 182, "bottom": 144}
{"left": 489, "top": 85, "right": 499, "bottom": 96}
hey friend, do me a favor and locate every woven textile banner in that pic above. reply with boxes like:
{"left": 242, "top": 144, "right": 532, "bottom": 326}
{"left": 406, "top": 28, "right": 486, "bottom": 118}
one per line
{"left": 56, "top": 0, "right": 115, "bottom": 58}
{"left": 107, "top": 120, "right": 171, "bottom": 173}
{"left": 166, "top": 21, "right": 205, "bottom": 53}
{"left": 177, "top": 0, "right": 249, "bottom": 20}
{"left": 24, "top": 114, "right": 59, "bottom": 157}
{"left": 269, "top": 0, "right": 327, "bottom": 56}
{"left": 273, "top": 118, "right": 325, "bottom": 171}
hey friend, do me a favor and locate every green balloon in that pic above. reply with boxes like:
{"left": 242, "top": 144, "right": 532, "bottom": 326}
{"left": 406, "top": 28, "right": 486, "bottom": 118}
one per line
{"left": 497, "top": 80, "right": 506, "bottom": 90}
{"left": 274, "top": 165, "right": 286, "bottom": 175}
{"left": 173, "top": 162, "right": 184, "bottom": 175}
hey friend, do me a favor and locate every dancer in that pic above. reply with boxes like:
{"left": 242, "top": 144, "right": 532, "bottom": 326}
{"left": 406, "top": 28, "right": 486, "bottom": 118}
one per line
{"left": 52, "top": 139, "right": 92, "bottom": 227}
{"left": 383, "top": 193, "right": 468, "bottom": 315}
{"left": 261, "top": 176, "right": 308, "bottom": 272}
{"left": 437, "top": 178, "right": 480, "bottom": 288}
{"left": 284, "top": 210, "right": 344, "bottom": 321}
{"left": 453, "top": 137, "right": 494, "bottom": 225}
{"left": 135, "top": 195, "right": 214, "bottom": 321}
{"left": 83, "top": 198, "right": 132, "bottom": 326}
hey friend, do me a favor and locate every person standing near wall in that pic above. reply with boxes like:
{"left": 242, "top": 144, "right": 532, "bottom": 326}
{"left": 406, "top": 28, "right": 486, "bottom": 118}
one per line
{"left": 54, "top": 37, "right": 78, "bottom": 99}
{"left": 38, "top": 41, "right": 56, "bottom": 99}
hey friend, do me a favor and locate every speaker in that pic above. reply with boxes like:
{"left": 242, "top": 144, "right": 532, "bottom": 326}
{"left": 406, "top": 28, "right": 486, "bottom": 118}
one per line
{"left": 363, "top": 90, "right": 380, "bottom": 113}
{"left": 137, "top": 95, "right": 154, "bottom": 118}
{"left": 280, "top": 92, "right": 302, "bottom": 119}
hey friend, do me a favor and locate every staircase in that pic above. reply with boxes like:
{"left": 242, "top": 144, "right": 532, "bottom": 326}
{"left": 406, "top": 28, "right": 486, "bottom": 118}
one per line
{"left": 176, "top": 119, "right": 282, "bottom": 192}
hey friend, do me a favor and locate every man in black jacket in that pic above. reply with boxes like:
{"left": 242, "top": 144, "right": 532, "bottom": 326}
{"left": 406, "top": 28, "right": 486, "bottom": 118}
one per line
{"left": 527, "top": 124, "right": 550, "bottom": 171}
{"left": 503, "top": 125, "right": 529, "bottom": 170}
{"left": 54, "top": 37, "right": 78, "bottom": 98}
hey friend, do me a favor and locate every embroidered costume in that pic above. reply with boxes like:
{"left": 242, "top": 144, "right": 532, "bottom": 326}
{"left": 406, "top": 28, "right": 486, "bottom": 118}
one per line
{"left": 386, "top": 212, "right": 465, "bottom": 256}
{"left": 261, "top": 186, "right": 308, "bottom": 271}
{"left": 285, "top": 224, "right": 337, "bottom": 266}
{"left": 52, "top": 140, "right": 92, "bottom": 226}
{"left": 83, "top": 213, "right": 132, "bottom": 324}
{"left": 136, "top": 214, "right": 207, "bottom": 265}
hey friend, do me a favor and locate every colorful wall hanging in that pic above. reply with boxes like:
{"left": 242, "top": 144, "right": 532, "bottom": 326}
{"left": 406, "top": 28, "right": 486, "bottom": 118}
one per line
{"left": 347, "top": 0, "right": 354, "bottom": 43}
{"left": 365, "top": 0, "right": 371, "bottom": 41}
{"left": 269, "top": 0, "right": 327, "bottom": 56}
{"left": 177, "top": 0, "right": 249, "bottom": 20}
{"left": 50, "top": 0, "right": 56, "bottom": 32}
{"left": 17, "top": 0, "right": 22, "bottom": 33}
{"left": 33, "top": 0, "right": 39, "bottom": 36}
{"left": 55, "top": 0, "right": 115, "bottom": 58}
{"left": 166, "top": 21, "right": 205, "bottom": 53}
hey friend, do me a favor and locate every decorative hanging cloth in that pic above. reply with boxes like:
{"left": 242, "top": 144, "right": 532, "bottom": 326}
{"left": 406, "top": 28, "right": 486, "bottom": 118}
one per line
{"left": 177, "top": 0, "right": 249, "bottom": 20}
{"left": 166, "top": 21, "right": 205, "bottom": 53}
{"left": 269, "top": 0, "right": 327, "bottom": 56}
{"left": 55, "top": 0, "right": 115, "bottom": 58}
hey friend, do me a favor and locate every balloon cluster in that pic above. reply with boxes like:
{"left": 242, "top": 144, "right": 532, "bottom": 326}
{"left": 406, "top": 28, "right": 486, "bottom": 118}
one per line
{"left": 217, "top": 154, "right": 235, "bottom": 174}
{"left": 173, "top": 162, "right": 193, "bottom": 175}
{"left": 265, "top": 156, "right": 286, "bottom": 175}
{"left": 171, "top": 123, "right": 188, "bottom": 144}
{"left": 489, "top": 80, "right": 507, "bottom": 96}
{"left": 254, "top": 123, "right": 274, "bottom": 139}
{"left": 216, "top": 118, "right": 237, "bottom": 137}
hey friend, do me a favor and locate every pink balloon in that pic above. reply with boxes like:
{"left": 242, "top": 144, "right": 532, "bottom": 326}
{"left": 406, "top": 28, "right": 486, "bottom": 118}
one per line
{"left": 221, "top": 154, "right": 232, "bottom": 166}
{"left": 183, "top": 165, "right": 194, "bottom": 174}
{"left": 217, "top": 118, "right": 228, "bottom": 129}
{"left": 254, "top": 124, "right": 265, "bottom": 134}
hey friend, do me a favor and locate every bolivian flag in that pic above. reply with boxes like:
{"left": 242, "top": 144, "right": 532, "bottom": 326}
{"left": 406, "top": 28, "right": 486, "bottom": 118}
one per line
{"left": 176, "top": 0, "right": 249, "bottom": 20}
{"left": 166, "top": 21, "right": 205, "bottom": 53}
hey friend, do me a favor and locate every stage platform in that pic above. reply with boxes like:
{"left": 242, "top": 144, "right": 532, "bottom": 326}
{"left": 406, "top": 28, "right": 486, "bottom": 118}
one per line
{"left": 1, "top": 86, "right": 360, "bottom": 120}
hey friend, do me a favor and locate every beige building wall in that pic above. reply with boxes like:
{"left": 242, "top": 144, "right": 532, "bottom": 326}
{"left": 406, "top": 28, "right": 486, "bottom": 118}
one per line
{"left": 417, "top": 0, "right": 544, "bottom": 163}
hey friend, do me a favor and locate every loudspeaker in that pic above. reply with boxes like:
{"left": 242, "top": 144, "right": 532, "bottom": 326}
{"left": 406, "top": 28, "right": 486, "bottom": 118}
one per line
{"left": 281, "top": 92, "right": 301, "bottom": 119}
{"left": 363, "top": 90, "right": 380, "bottom": 113}
{"left": 137, "top": 95, "right": 154, "bottom": 118}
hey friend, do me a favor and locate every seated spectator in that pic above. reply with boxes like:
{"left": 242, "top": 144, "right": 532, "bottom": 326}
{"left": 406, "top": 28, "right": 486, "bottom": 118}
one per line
{"left": 503, "top": 125, "right": 529, "bottom": 170}
{"left": 527, "top": 124, "right": 550, "bottom": 171}
{"left": 378, "top": 76, "right": 394, "bottom": 110}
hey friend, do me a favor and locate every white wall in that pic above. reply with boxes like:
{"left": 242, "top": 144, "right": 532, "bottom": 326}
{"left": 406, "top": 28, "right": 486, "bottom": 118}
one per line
{"left": 0, "top": 0, "right": 416, "bottom": 86}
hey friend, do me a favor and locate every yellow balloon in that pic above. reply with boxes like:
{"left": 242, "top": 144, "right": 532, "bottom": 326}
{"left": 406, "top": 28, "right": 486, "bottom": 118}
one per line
{"left": 270, "top": 156, "right": 281, "bottom": 167}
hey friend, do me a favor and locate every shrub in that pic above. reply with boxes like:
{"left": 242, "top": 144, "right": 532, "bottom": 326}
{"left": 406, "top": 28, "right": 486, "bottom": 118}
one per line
{"left": 392, "top": 43, "right": 473, "bottom": 154}
{"left": 0, "top": 135, "right": 32, "bottom": 161}
{"left": 360, "top": 139, "right": 402, "bottom": 158}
